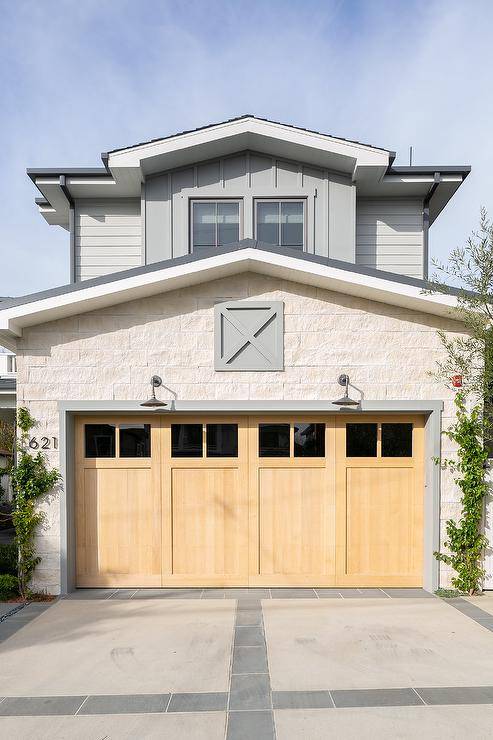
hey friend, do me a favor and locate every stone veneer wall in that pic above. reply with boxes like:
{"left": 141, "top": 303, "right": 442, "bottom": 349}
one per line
{"left": 14, "top": 272, "right": 465, "bottom": 594}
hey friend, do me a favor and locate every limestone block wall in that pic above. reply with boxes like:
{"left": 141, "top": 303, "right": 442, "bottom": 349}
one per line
{"left": 14, "top": 272, "right": 465, "bottom": 593}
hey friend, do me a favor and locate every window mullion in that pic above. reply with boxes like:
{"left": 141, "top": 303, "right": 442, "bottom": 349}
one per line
{"left": 215, "top": 202, "right": 218, "bottom": 248}
{"left": 278, "top": 201, "right": 282, "bottom": 247}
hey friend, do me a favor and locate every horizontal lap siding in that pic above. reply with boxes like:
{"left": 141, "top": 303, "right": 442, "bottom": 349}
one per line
{"left": 75, "top": 200, "right": 142, "bottom": 281}
{"left": 356, "top": 199, "right": 424, "bottom": 279}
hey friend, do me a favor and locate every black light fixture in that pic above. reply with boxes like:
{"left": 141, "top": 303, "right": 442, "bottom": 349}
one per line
{"left": 332, "top": 374, "right": 360, "bottom": 407}
{"left": 140, "top": 375, "right": 168, "bottom": 408}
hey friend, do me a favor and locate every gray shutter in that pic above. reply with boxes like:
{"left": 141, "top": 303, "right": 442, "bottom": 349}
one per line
{"left": 214, "top": 301, "right": 284, "bottom": 371}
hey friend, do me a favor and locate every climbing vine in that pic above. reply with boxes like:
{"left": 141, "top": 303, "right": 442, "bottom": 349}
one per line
{"left": 426, "top": 209, "right": 493, "bottom": 594}
{"left": 9, "top": 407, "right": 61, "bottom": 600}
{"left": 434, "top": 393, "right": 488, "bottom": 594}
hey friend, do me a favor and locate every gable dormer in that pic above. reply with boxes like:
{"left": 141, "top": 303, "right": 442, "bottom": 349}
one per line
{"left": 27, "top": 115, "right": 469, "bottom": 283}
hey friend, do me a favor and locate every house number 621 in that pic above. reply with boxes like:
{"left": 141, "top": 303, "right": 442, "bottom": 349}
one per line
{"left": 29, "top": 437, "right": 58, "bottom": 450}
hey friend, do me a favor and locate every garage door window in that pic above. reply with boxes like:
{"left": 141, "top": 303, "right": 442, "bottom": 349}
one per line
{"left": 120, "top": 424, "right": 151, "bottom": 458}
{"left": 171, "top": 424, "right": 203, "bottom": 457}
{"left": 206, "top": 424, "right": 238, "bottom": 457}
{"left": 382, "top": 423, "right": 413, "bottom": 457}
{"left": 346, "top": 423, "right": 378, "bottom": 457}
{"left": 294, "top": 423, "right": 325, "bottom": 457}
{"left": 85, "top": 424, "right": 116, "bottom": 458}
{"left": 259, "top": 423, "right": 290, "bottom": 457}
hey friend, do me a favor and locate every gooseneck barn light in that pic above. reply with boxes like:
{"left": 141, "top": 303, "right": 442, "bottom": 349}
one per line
{"left": 140, "top": 375, "right": 168, "bottom": 408}
{"left": 331, "top": 374, "right": 360, "bottom": 407}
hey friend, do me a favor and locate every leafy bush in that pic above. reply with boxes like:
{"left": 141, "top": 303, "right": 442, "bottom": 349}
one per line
{"left": 0, "top": 573, "right": 18, "bottom": 600}
{"left": 0, "top": 543, "right": 17, "bottom": 576}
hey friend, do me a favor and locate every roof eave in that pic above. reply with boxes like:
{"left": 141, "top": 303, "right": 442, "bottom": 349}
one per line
{"left": 0, "top": 245, "right": 459, "bottom": 346}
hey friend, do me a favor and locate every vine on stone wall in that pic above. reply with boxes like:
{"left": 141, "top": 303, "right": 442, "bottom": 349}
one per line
{"left": 435, "top": 393, "right": 488, "bottom": 594}
{"left": 8, "top": 408, "right": 61, "bottom": 600}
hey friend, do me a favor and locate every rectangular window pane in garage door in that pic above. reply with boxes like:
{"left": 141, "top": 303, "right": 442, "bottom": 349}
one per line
{"left": 85, "top": 424, "right": 116, "bottom": 458}
{"left": 294, "top": 423, "right": 325, "bottom": 457}
{"left": 171, "top": 424, "right": 203, "bottom": 457}
{"left": 346, "top": 423, "right": 377, "bottom": 457}
{"left": 382, "top": 423, "right": 413, "bottom": 457}
{"left": 259, "top": 423, "right": 290, "bottom": 457}
{"left": 120, "top": 424, "right": 151, "bottom": 457}
{"left": 206, "top": 424, "right": 238, "bottom": 457}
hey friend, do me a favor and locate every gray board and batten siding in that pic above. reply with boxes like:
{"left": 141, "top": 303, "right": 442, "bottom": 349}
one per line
{"left": 144, "top": 152, "right": 355, "bottom": 264}
{"left": 72, "top": 152, "right": 426, "bottom": 283}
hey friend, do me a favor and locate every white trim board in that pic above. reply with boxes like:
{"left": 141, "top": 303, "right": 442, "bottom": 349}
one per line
{"left": 0, "top": 248, "right": 458, "bottom": 344}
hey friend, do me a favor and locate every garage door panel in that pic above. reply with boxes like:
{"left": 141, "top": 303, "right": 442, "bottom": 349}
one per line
{"left": 77, "top": 467, "right": 161, "bottom": 584}
{"left": 171, "top": 467, "right": 248, "bottom": 579}
{"left": 259, "top": 467, "right": 334, "bottom": 578}
{"left": 346, "top": 467, "right": 420, "bottom": 577}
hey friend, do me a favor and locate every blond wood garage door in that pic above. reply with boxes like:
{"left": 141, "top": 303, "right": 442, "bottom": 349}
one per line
{"left": 75, "top": 414, "right": 424, "bottom": 588}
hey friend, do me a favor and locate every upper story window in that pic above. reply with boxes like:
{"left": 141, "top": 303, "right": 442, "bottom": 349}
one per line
{"left": 191, "top": 200, "right": 240, "bottom": 249}
{"left": 256, "top": 200, "right": 304, "bottom": 249}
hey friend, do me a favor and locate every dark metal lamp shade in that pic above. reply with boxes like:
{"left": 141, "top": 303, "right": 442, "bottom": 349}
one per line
{"left": 140, "top": 396, "right": 168, "bottom": 408}
{"left": 332, "top": 394, "right": 360, "bottom": 407}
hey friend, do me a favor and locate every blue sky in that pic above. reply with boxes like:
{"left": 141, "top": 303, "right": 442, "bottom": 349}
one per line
{"left": 0, "top": 0, "right": 491, "bottom": 295}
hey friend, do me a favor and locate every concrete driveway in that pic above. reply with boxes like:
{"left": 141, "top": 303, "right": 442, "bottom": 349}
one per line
{"left": 1, "top": 589, "right": 493, "bottom": 739}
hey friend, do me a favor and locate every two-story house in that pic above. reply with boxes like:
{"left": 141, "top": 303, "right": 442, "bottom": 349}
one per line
{"left": 0, "top": 116, "right": 471, "bottom": 595}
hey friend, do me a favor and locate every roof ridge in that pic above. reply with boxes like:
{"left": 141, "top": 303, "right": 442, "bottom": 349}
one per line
{"left": 106, "top": 114, "right": 392, "bottom": 155}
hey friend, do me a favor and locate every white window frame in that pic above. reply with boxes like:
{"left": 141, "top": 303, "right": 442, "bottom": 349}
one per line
{"left": 254, "top": 198, "right": 306, "bottom": 249}
{"left": 190, "top": 199, "right": 242, "bottom": 251}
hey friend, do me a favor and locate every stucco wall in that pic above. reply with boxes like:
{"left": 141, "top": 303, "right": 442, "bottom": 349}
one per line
{"left": 14, "top": 272, "right": 464, "bottom": 594}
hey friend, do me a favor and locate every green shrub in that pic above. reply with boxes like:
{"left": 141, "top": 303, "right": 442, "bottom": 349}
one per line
{"left": 0, "top": 543, "right": 17, "bottom": 577}
{"left": 0, "top": 573, "right": 18, "bottom": 600}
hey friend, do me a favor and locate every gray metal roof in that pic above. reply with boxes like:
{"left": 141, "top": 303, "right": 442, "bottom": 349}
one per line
{"left": 0, "top": 239, "right": 450, "bottom": 312}
{"left": 106, "top": 114, "right": 394, "bottom": 156}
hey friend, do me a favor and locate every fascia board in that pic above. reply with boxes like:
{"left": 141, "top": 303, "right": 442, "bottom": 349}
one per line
{"left": 0, "top": 250, "right": 458, "bottom": 342}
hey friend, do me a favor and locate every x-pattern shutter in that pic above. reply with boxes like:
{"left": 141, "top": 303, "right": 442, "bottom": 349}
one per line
{"left": 214, "top": 301, "right": 284, "bottom": 371}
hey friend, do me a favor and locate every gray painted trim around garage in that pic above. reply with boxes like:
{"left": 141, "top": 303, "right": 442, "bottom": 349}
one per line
{"left": 58, "top": 399, "right": 442, "bottom": 595}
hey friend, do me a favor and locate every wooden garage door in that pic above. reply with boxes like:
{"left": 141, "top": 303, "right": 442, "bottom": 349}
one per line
{"left": 335, "top": 415, "right": 425, "bottom": 587}
{"left": 75, "top": 416, "right": 161, "bottom": 587}
{"left": 75, "top": 414, "right": 424, "bottom": 587}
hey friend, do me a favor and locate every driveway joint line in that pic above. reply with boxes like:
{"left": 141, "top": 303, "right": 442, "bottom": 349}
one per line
{"left": 412, "top": 687, "right": 428, "bottom": 705}
{"left": 74, "top": 695, "right": 90, "bottom": 715}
